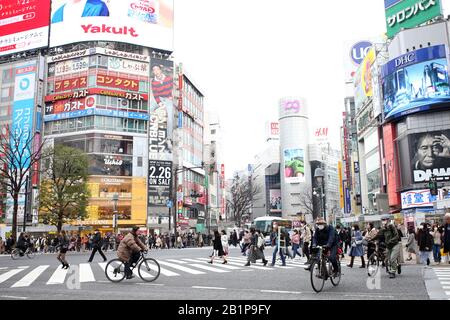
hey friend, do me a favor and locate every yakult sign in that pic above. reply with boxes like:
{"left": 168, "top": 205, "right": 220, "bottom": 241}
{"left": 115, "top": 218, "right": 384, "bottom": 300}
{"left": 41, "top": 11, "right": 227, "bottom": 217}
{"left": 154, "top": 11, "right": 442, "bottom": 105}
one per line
{"left": 50, "top": 0, "right": 174, "bottom": 52}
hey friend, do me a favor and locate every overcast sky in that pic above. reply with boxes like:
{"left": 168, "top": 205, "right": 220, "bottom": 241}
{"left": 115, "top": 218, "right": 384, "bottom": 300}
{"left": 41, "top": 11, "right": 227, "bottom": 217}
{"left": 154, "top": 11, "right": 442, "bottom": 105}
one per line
{"left": 173, "top": 0, "right": 387, "bottom": 177}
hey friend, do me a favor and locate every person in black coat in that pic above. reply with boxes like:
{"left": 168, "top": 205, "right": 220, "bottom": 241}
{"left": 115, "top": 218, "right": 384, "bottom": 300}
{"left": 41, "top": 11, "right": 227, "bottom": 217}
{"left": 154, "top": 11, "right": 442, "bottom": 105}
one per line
{"left": 208, "top": 230, "right": 226, "bottom": 264}
{"left": 417, "top": 223, "right": 434, "bottom": 266}
{"left": 88, "top": 229, "right": 107, "bottom": 262}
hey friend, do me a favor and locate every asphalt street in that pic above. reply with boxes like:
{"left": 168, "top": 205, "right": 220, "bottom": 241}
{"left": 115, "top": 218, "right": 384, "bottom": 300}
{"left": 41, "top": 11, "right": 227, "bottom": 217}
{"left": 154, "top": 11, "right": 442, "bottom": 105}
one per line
{"left": 0, "top": 246, "right": 448, "bottom": 300}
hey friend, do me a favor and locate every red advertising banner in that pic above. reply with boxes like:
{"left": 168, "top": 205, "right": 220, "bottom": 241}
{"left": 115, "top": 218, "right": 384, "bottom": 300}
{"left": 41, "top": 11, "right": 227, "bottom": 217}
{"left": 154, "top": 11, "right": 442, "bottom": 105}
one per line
{"left": 45, "top": 88, "right": 148, "bottom": 102}
{"left": 45, "top": 96, "right": 96, "bottom": 115}
{"left": 383, "top": 123, "right": 401, "bottom": 207}
{"left": 54, "top": 76, "right": 88, "bottom": 93}
{"left": 0, "top": 0, "right": 50, "bottom": 56}
{"left": 97, "top": 75, "right": 139, "bottom": 92}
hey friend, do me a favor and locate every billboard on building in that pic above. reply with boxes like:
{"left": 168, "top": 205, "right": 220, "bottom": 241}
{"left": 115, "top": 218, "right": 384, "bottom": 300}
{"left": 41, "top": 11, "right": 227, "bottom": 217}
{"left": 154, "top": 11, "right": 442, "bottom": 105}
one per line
{"left": 354, "top": 47, "right": 375, "bottom": 112}
{"left": 149, "top": 58, "right": 174, "bottom": 161}
{"left": 147, "top": 160, "right": 172, "bottom": 207}
{"left": 382, "top": 45, "right": 450, "bottom": 120}
{"left": 269, "top": 189, "right": 282, "bottom": 213}
{"left": 49, "top": 0, "right": 174, "bottom": 51}
{"left": 343, "top": 40, "right": 373, "bottom": 83}
{"left": 283, "top": 148, "right": 305, "bottom": 183}
{"left": 0, "top": 0, "right": 51, "bottom": 56}
{"left": 409, "top": 129, "right": 450, "bottom": 182}
{"left": 400, "top": 188, "right": 445, "bottom": 208}
{"left": 385, "top": 0, "right": 442, "bottom": 38}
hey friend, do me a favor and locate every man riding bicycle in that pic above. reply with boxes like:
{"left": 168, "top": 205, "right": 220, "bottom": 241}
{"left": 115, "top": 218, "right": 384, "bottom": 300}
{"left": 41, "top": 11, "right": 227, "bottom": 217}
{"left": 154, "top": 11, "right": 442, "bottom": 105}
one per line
{"left": 117, "top": 226, "right": 148, "bottom": 279}
{"left": 306, "top": 218, "right": 339, "bottom": 277}
{"left": 374, "top": 215, "right": 401, "bottom": 278}
{"left": 16, "top": 233, "right": 29, "bottom": 256}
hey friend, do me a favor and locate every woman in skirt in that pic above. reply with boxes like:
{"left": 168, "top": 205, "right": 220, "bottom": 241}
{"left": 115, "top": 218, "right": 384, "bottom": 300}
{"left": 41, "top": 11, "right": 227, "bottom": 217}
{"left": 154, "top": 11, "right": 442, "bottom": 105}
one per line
{"left": 57, "top": 230, "right": 70, "bottom": 269}
{"left": 245, "top": 228, "right": 268, "bottom": 266}
{"left": 208, "top": 230, "right": 227, "bottom": 264}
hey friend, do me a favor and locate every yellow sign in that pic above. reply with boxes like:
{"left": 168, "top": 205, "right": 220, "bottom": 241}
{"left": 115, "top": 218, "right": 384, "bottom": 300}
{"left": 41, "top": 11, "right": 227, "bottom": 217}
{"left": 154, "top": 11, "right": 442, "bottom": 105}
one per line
{"left": 361, "top": 47, "right": 375, "bottom": 97}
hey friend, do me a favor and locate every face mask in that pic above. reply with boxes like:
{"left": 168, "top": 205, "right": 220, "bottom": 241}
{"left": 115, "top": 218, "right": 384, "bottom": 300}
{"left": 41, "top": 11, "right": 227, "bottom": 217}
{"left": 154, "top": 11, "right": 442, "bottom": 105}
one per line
{"left": 318, "top": 225, "right": 325, "bottom": 230}
{"left": 419, "top": 226, "right": 423, "bottom": 229}
{"left": 434, "top": 228, "right": 438, "bottom": 231}
{"left": 351, "top": 228, "right": 355, "bottom": 231}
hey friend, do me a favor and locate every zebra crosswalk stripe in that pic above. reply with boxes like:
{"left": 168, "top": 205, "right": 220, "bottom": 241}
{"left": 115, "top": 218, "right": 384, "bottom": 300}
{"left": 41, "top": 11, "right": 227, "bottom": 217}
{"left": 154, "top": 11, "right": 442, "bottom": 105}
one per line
{"left": 186, "top": 258, "right": 243, "bottom": 270}
{"left": 79, "top": 263, "right": 95, "bottom": 282}
{"left": 167, "top": 259, "right": 188, "bottom": 264}
{"left": 224, "top": 260, "right": 273, "bottom": 270}
{"left": 0, "top": 268, "right": 27, "bottom": 284}
{"left": 47, "top": 267, "right": 68, "bottom": 284}
{"left": 11, "top": 265, "right": 49, "bottom": 288}
{"left": 187, "top": 263, "right": 230, "bottom": 273}
{"left": 157, "top": 261, "right": 205, "bottom": 275}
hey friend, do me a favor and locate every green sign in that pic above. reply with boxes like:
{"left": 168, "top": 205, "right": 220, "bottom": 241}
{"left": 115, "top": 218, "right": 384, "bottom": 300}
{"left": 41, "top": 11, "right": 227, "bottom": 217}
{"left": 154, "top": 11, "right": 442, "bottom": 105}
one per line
{"left": 385, "top": 0, "right": 442, "bottom": 38}
{"left": 196, "top": 224, "right": 205, "bottom": 233}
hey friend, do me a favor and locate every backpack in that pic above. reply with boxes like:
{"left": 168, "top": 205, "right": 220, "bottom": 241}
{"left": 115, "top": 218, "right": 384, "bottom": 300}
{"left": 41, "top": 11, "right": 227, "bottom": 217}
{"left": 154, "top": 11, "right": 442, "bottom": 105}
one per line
{"left": 257, "top": 234, "right": 265, "bottom": 248}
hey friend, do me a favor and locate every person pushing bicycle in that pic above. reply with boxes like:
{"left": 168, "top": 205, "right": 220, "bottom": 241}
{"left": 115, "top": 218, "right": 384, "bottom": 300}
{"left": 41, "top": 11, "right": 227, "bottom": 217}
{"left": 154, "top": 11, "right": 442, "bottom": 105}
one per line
{"left": 373, "top": 215, "right": 401, "bottom": 278}
{"left": 306, "top": 218, "right": 339, "bottom": 277}
{"left": 117, "top": 226, "right": 148, "bottom": 279}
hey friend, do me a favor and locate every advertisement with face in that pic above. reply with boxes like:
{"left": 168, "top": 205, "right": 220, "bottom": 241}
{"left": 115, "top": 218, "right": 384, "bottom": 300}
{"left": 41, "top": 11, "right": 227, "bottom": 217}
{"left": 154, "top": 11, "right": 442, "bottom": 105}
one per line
{"left": 0, "top": 0, "right": 51, "bottom": 56}
{"left": 409, "top": 129, "right": 450, "bottom": 182}
{"left": 50, "top": 0, "right": 174, "bottom": 51}
{"left": 284, "top": 148, "right": 305, "bottom": 183}
{"left": 382, "top": 45, "right": 450, "bottom": 120}
{"left": 149, "top": 58, "right": 174, "bottom": 160}
{"left": 269, "top": 189, "right": 282, "bottom": 213}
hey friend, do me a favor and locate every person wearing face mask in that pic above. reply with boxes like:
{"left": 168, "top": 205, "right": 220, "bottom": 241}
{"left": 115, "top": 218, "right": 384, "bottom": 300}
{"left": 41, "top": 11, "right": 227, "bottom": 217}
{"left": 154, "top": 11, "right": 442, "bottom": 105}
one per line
{"left": 364, "top": 223, "right": 378, "bottom": 262}
{"left": 347, "top": 225, "right": 365, "bottom": 268}
{"left": 300, "top": 222, "right": 312, "bottom": 264}
{"left": 432, "top": 224, "right": 442, "bottom": 264}
{"left": 405, "top": 226, "right": 418, "bottom": 261}
{"left": 373, "top": 215, "right": 401, "bottom": 278}
{"left": 417, "top": 223, "right": 434, "bottom": 266}
{"left": 305, "top": 218, "right": 339, "bottom": 277}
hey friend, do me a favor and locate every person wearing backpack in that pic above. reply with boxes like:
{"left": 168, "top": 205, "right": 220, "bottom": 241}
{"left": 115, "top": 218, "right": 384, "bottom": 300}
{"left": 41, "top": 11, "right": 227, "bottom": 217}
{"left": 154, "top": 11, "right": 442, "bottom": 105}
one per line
{"left": 245, "top": 228, "right": 268, "bottom": 266}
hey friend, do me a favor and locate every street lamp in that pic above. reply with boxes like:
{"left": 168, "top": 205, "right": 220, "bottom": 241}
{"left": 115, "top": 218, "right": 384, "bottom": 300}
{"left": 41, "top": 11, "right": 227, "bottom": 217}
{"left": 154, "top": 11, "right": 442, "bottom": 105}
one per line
{"left": 314, "top": 167, "right": 326, "bottom": 222}
{"left": 112, "top": 193, "right": 119, "bottom": 234}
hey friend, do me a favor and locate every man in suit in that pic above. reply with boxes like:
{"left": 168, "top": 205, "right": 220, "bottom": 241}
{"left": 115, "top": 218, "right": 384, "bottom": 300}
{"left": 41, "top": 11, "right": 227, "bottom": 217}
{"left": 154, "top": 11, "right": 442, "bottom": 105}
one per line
{"left": 88, "top": 229, "right": 107, "bottom": 262}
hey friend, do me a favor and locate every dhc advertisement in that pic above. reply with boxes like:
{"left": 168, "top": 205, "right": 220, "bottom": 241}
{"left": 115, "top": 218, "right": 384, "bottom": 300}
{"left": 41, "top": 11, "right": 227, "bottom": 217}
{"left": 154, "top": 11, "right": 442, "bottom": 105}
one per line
{"left": 381, "top": 44, "right": 450, "bottom": 120}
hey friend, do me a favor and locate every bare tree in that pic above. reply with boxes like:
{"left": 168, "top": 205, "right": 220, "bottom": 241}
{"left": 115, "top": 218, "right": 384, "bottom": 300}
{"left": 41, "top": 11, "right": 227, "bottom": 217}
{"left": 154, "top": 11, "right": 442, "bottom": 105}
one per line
{"left": 226, "top": 174, "right": 261, "bottom": 227}
{"left": 0, "top": 125, "right": 45, "bottom": 240}
{"left": 298, "top": 187, "right": 315, "bottom": 218}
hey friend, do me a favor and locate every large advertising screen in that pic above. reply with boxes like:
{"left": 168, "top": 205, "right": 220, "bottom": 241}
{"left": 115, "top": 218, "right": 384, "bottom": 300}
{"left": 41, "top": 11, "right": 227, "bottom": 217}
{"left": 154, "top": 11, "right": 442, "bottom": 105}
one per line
{"left": 0, "top": 0, "right": 51, "bottom": 56}
{"left": 50, "top": 0, "right": 174, "bottom": 52}
{"left": 283, "top": 148, "right": 305, "bottom": 183}
{"left": 409, "top": 129, "right": 450, "bottom": 183}
{"left": 382, "top": 45, "right": 450, "bottom": 120}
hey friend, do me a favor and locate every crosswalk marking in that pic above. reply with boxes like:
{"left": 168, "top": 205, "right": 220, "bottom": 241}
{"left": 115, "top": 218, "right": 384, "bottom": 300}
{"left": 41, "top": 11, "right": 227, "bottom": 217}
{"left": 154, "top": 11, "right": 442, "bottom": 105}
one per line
{"left": 11, "top": 265, "right": 49, "bottom": 288}
{"left": 158, "top": 267, "right": 181, "bottom": 277}
{"left": 446, "top": 291, "right": 450, "bottom": 296}
{"left": 0, "top": 269, "right": 26, "bottom": 284}
{"left": 440, "top": 281, "right": 450, "bottom": 285}
{"left": 188, "top": 263, "right": 230, "bottom": 273}
{"left": 225, "top": 260, "right": 273, "bottom": 270}
{"left": 79, "top": 263, "right": 95, "bottom": 282}
{"left": 191, "top": 258, "right": 243, "bottom": 270}
{"left": 157, "top": 261, "right": 205, "bottom": 275}
{"left": 167, "top": 259, "right": 188, "bottom": 264}
{"left": 47, "top": 267, "right": 68, "bottom": 284}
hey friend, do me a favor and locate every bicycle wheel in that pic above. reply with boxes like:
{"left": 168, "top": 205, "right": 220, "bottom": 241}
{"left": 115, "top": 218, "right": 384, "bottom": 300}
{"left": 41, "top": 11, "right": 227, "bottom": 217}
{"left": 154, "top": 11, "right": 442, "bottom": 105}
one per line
{"left": 138, "top": 258, "right": 160, "bottom": 282}
{"left": 330, "top": 262, "right": 341, "bottom": 286}
{"left": 367, "top": 253, "right": 379, "bottom": 277}
{"left": 11, "top": 249, "right": 20, "bottom": 260}
{"left": 310, "top": 260, "right": 325, "bottom": 293}
{"left": 26, "top": 249, "right": 35, "bottom": 259}
{"left": 104, "top": 259, "right": 126, "bottom": 283}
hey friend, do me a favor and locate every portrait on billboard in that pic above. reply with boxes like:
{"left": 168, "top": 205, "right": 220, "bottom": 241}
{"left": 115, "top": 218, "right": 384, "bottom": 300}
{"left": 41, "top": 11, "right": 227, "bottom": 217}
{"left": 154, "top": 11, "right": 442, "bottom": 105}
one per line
{"left": 409, "top": 129, "right": 450, "bottom": 183}
{"left": 269, "top": 189, "right": 282, "bottom": 213}
{"left": 51, "top": 0, "right": 110, "bottom": 23}
{"left": 382, "top": 45, "right": 450, "bottom": 119}
{"left": 283, "top": 148, "right": 305, "bottom": 183}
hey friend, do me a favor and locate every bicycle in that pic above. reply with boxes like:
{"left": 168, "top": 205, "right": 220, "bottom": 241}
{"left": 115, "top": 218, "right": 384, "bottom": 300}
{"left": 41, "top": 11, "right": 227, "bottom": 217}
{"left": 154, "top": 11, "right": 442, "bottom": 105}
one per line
{"left": 104, "top": 251, "right": 160, "bottom": 283}
{"left": 367, "top": 242, "right": 401, "bottom": 277}
{"left": 11, "top": 247, "right": 35, "bottom": 260}
{"left": 309, "top": 245, "right": 341, "bottom": 293}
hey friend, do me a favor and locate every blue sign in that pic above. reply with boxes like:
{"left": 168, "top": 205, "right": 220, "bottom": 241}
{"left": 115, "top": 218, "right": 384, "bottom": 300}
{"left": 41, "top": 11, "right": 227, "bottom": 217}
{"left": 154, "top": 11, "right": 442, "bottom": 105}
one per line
{"left": 44, "top": 108, "right": 149, "bottom": 122}
{"left": 166, "top": 200, "right": 173, "bottom": 208}
{"left": 350, "top": 41, "right": 373, "bottom": 65}
{"left": 384, "top": 0, "right": 403, "bottom": 9}
{"left": 382, "top": 45, "right": 450, "bottom": 120}
{"left": 345, "top": 188, "right": 351, "bottom": 214}
{"left": 178, "top": 111, "right": 183, "bottom": 128}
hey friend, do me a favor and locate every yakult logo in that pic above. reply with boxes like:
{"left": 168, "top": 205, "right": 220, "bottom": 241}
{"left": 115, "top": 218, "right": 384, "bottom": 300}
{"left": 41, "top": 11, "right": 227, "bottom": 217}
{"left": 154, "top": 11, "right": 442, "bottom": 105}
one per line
{"left": 131, "top": 2, "right": 156, "bottom": 13}
{"left": 81, "top": 25, "right": 138, "bottom": 37}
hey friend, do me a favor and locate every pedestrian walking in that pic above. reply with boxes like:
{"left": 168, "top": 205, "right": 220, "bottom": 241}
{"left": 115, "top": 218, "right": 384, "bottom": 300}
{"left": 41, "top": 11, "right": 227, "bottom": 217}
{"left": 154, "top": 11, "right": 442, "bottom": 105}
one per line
{"left": 364, "top": 223, "right": 378, "bottom": 261}
{"left": 443, "top": 213, "right": 450, "bottom": 264}
{"left": 241, "top": 230, "right": 251, "bottom": 256}
{"left": 245, "top": 228, "right": 268, "bottom": 266}
{"left": 347, "top": 224, "right": 365, "bottom": 268}
{"left": 344, "top": 227, "right": 351, "bottom": 254}
{"left": 221, "top": 230, "right": 229, "bottom": 260}
{"left": 88, "top": 229, "right": 107, "bottom": 262}
{"left": 417, "top": 223, "right": 433, "bottom": 266}
{"left": 336, "top": 225, "right": 346, "bottom": 258}
{"left": 57, "top": 230, "right": 70, "bottom": 269}
{"left": 0, "top": 237, "right": 5, "bottom": 254}
{"left": 270, "top": 225, "right": 287, "bottom": 266}
{"left": 290, "top": 229, "right": 302, "bottom": 259}
{"left": 406, "top": 226, "right": 418, "bottom": 261}
{"left": 432, "top": 224, "right": 442, "bottom": 264}
{"left": 208, "top": 230, "right": 227, "bottom": 264}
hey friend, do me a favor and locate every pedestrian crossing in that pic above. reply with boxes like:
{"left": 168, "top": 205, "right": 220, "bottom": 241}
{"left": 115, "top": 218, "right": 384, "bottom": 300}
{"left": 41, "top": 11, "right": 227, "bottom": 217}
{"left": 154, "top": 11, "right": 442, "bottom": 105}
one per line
{"left": 432, "top": 267, "right": 450, "bottom": 299}
{"left": 0, "top": 255, "right": 357, "bottom": 289}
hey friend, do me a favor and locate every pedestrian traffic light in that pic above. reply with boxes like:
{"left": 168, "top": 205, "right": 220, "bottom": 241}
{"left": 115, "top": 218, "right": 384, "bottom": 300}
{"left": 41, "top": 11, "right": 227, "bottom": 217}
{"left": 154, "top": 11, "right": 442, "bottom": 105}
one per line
{"left": 428, "top": 179, "right": 438, "bottom": 196}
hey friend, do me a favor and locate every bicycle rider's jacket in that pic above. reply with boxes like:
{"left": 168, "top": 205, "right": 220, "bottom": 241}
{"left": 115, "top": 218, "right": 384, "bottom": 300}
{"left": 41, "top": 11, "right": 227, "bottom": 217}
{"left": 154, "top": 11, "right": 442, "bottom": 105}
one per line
{"left": 374, "top": 224, "right": 399, "bottom": 250}
{"left": 117, "top": 233, "right": 147, "bottom": 262}
{"left": 312, "top": 225, "right": 338, "bottom": 248}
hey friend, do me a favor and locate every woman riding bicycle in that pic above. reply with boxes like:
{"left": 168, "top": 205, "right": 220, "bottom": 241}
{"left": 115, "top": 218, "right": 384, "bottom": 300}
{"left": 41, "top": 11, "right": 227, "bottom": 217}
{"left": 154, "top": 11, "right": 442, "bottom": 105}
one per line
{"left": 117, "top": 226, "right": 148, "bottom": 279}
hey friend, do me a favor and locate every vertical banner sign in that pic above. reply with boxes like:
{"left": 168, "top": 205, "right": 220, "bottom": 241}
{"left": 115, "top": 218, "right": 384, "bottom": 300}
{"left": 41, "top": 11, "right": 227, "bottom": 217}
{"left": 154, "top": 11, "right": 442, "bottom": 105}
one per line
{"left": 338, "top": 161, "right": 344, "bottom": 209}
{"left": 345, "top": 188, "right": 352, "bottom": 214}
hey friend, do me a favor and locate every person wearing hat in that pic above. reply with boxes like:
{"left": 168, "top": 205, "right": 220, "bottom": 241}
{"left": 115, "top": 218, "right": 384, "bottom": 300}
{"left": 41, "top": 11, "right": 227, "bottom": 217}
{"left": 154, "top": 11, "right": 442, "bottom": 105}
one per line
{"left": 305, "top": 217, "right": 339, "bottom": 277}
{"left": 373, "top": 215, "right": 401, "bottom": 278}
{"left": 88, "top": 229, "right": 107, "bottom": 263}
{"left": 117, "top": 226, "right": 148, "bottom": 279}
